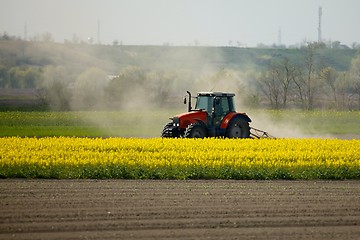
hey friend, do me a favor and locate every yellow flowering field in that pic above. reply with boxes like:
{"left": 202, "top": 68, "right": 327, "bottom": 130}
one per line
{"left": 1, "top": 137, "right": 359, "bottom": 179}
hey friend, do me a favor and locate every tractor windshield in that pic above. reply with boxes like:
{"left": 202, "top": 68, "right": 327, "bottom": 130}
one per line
{"left": 195, "top": 96, "right": 213, "bottom": 114}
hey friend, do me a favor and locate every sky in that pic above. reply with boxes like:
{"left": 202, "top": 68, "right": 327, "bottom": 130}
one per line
{"left": 1, "top": 0, "right": 360, "bottom": 47}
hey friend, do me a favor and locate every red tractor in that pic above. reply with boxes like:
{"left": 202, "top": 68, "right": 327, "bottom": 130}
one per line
{"left": 162, "top": 91, "right": 252, "bottom": 138}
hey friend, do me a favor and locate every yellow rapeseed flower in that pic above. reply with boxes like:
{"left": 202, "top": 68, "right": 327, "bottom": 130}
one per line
{"left": 0, "top": 137, "right": 359, "bottom": 179}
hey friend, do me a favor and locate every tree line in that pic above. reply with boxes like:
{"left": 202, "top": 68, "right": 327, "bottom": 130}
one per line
{"left": 255, "top": 43, "right": 360, "bottom": 110}
{"left": 1, "top": 38, "right": 360, "bottom": 110}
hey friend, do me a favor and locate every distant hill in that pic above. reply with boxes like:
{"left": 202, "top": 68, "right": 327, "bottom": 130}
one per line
{"left": 1, "top": 40, "right": 358, "bottom": 75}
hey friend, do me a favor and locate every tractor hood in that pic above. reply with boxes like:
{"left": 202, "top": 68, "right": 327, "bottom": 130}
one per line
{"left": 171, "top": 110, "right": 207, "bottom": 129}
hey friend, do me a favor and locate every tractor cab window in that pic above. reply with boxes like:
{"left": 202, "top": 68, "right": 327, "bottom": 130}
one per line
{"left": 227, "top": 96, "right": 236, "bottom": 112}
{"left": 195, "top": 96, "right": 213, "bottom": 114}
{"left": 214, "top": 97, "right": 230, "bottom": 117}
{"left": 220, "top": 97, "right": 230, "bottom": 113}
{"left": 213, "top": 96, "right": 234, "bottom": 126}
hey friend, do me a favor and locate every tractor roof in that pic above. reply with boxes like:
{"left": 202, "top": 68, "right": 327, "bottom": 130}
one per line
{"left": 197, "top": 92, "right": 235, "bottom": 97}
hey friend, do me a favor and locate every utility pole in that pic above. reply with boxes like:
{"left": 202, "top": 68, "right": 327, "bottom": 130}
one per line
{"left": 278, "top": 27, "right": 282, "bottom": 46}
{"left": 24, "top": 22, "right": 27, "bottom": 41}
{"left": 97, "top": 20, "right": 101, "bottom": 44}
{"left": 318, "top": 6, "right": 322, "bottom": 43}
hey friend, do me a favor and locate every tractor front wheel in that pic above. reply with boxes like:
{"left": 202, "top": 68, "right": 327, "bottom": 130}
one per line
{"left": 225, "top": 117, "right": 250, "bottom": 138}
{"left": 161, "top": 122, "right": 179, "bottom": 138}
{"left": 184, "top": 122, "right": 207, "bottom": 138}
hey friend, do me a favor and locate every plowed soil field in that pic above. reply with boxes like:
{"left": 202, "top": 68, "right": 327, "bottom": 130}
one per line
{"left": 1, "top": 180, "right": 360, "bottom": 240}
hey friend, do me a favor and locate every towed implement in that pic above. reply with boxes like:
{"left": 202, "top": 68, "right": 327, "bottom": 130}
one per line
{"left": 162, "top": 91, "right": 273, "bottom": 139}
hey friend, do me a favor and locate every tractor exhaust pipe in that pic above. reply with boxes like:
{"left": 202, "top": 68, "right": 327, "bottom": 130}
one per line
{"left": 186, "top": 91, "right": 192, "bottom": 112}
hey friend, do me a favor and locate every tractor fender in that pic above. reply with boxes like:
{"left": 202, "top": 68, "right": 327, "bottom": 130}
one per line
{"left": 193, "top": 118, "right": 207, "bottom": 128}
{"left": 220, "top": 112, "right": 252, "bottom": 129}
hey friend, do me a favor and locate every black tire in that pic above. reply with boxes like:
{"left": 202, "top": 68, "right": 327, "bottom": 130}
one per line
{"left": 184, "top": 122, "right": 207, "bottom": 138}
{"left": 161, "top": 122, "right": 174, "bottom": 138}
{"left": 225, "top": 117, "right": 250, "bottom": 138}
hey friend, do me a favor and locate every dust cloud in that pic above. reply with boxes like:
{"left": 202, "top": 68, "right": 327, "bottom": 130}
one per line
{"left": 34, "top": 43, "right": 332, "bottom": 138}
{"left": 246, "top": 111, "right": 311, "bottom": 139}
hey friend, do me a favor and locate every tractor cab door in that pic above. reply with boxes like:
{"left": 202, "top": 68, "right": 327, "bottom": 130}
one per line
{"left": 213, "top": 96, "right": 232, "bottom": 127}
{"left": 195, "top": 95, "right": 213, "bottom": 114}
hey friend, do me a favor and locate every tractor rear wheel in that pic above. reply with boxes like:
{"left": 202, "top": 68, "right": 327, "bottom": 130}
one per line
{"left": 184, "top": 122, "right": 207, "bottom": 138}
{"left": 225, "top": 117, "right": 250, "bottom": 138}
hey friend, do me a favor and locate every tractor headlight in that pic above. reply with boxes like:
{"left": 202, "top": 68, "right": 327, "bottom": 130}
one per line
{"left": 173, "top": 117, "right": 180, "bottom": 127}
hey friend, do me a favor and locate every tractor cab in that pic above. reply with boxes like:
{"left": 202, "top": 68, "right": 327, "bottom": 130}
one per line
{"left": 194, "top": 92, "right": 236, "bottom": 127}
{"left": 162, "top": 91, "right": 252, "bottom": 138}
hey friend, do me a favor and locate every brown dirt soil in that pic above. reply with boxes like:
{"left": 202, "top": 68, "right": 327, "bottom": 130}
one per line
{"left": 0, "top": 180, "right": 360, "bottom": 240}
